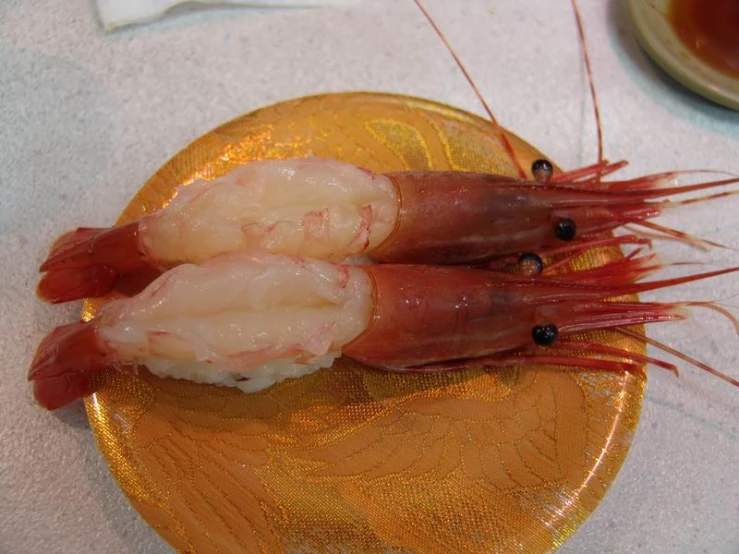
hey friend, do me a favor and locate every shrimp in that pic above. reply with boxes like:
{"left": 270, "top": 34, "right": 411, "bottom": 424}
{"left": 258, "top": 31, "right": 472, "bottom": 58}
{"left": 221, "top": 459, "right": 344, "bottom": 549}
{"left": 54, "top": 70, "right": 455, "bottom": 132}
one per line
{"left": 36, "top": 156, "right": 739, "bottom": 304}
{"left": 28, "top": 250, "right": 739, "bottom": 410}
{"left": 35, "top": 2, "right": 739, "bottom": 304}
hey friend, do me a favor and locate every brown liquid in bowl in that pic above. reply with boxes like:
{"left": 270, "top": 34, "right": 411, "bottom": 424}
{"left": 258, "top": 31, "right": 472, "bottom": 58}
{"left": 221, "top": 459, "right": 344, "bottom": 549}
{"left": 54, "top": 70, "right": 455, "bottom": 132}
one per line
{"left": 669, "top": 0, "right": 739, "bottom": 78}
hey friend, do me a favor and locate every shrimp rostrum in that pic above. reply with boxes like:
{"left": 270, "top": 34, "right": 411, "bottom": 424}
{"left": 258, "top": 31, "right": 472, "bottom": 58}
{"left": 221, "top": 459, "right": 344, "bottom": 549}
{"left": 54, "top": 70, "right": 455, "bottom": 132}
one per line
{"left": 29, "top": 250, "right": 739, "bottom": 410}
{"left": 37, "top": 157, "right": 739, "bottom": 303}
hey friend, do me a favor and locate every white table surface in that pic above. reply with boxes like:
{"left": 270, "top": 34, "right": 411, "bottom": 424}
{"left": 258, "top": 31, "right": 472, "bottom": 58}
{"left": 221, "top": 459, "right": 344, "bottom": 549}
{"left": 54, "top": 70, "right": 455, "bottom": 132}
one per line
{"left": 1, "top": 1, "right": 738, "bottom": 553}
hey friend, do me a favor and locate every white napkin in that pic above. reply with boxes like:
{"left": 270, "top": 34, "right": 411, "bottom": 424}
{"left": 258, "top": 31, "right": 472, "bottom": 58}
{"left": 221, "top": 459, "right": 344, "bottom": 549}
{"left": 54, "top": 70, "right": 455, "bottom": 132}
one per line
{"left": 96, "top": 0, "right": 357, "bottom": 30}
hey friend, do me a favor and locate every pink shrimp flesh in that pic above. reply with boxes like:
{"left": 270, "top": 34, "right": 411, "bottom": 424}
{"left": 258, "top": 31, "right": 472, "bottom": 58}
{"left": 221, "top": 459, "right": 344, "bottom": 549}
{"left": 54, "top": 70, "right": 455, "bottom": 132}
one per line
{"left": 29, "top": 250, "right": 739, "bottom": 410}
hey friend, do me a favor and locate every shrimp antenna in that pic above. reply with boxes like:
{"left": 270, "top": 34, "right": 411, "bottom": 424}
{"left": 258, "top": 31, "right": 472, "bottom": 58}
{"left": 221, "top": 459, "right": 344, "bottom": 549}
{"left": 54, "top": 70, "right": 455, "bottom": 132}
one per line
{"left": 571, "top": 0, "right": 604, "bottom": 165}
{"left": 687, "top": 301, "right": 739, "bottom": 335}
{"left": 411, "top": 0, "right": 527, "bottom": 179}
{"left": 627, "top": 220, "right": 731, "bottom": 251}
{"left": 617, "top": 327, "right": 739, "bottom": 388}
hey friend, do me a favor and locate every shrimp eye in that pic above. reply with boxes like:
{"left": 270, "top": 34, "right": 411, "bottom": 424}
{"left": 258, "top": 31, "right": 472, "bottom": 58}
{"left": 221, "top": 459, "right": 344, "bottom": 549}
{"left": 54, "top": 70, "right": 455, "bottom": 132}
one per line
{"left": 532, "top": 324, "right": 558, "bottom": 346}
{"left": 531, "top": 159, "right": 554, "bottom": 183}
{"left": 554, "top": 218, "right": 577, "bottom": 241}
{"left": 517, "top": 253, "right": 544, "bottom": 276}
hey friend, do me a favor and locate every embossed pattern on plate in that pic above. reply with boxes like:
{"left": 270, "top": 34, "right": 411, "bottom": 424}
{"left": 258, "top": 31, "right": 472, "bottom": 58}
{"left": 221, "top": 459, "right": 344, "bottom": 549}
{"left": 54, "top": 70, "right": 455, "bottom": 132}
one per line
{"left": 84, "top": 92, "right": 645, "bottom": 554}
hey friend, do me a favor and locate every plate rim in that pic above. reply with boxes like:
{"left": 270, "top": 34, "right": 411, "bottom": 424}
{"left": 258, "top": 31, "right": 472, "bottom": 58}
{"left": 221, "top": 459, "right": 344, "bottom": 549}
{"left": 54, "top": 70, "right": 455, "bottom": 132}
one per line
{"left": 629, "top": 0, "right": 739, "bottom": 111}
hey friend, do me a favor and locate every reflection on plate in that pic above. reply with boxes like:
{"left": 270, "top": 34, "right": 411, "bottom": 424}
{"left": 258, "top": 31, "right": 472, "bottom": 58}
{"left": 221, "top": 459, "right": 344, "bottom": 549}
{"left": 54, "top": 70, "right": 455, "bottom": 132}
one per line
{"left": 84, "top": 92, "right": 645, "bottom": 553}
{"left": 629, "top": 0, "right": 739, "bottom": 110}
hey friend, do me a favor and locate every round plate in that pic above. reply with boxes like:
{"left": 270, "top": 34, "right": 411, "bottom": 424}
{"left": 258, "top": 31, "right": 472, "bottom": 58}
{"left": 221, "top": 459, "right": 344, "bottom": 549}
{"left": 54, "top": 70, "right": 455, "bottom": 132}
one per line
{"left": 629, "top": 0, "right": 739, "bottom": 110}
{"left": 84, "top": 92, "right": 645, "bottom": 553}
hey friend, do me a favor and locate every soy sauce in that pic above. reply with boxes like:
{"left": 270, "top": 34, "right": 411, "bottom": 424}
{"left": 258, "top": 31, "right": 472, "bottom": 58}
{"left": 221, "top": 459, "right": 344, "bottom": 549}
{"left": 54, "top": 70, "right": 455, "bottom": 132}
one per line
{"left": 669, "top": 0, "right": 739, "bottom": 78}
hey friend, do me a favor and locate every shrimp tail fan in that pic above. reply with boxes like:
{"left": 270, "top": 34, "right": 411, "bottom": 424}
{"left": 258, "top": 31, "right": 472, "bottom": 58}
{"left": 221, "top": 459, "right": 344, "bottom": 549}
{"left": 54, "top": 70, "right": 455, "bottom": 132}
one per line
{"left": 37, "top": 223, "right": 148, "bottom": 303}
{"left": 28, "top": 322, "right": 112, "bottom": 410}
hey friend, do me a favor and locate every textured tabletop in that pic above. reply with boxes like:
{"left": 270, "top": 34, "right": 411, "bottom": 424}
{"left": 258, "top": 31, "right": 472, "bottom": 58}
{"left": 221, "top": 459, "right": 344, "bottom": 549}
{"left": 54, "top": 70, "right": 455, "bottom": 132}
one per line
{"left": 1, "top": 1, "right": 738, "bottom": 553}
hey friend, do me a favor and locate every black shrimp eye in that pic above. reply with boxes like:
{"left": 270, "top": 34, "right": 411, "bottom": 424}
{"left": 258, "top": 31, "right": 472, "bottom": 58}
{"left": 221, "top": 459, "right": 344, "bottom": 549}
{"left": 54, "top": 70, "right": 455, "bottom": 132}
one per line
{"left": 531, "top": 159, "right": 554, "bottom": 183}
{"left": 554, "top": 218, "right": 577, "bottom": 241}
{"left": 532, "top": 324, "right": 558, "bottom": 346}
{"left": 517, "top": 253, "right": 544, "bottom": 277}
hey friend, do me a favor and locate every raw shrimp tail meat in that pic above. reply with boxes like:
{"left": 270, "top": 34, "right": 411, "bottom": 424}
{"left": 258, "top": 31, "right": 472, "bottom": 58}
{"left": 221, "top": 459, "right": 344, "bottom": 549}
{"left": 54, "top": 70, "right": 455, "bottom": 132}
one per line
{"left": 36, "top": 158, "right": 400, "bottom": 303}
{"left": 29, "top": 251, "right": 739, "bottom": 411}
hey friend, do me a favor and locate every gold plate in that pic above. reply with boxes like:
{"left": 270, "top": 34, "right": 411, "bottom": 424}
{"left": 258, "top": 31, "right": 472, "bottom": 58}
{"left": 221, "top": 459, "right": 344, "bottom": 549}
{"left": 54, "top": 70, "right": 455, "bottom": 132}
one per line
{"left": 84, "top": 92, "right": 645, "bottom": 553}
